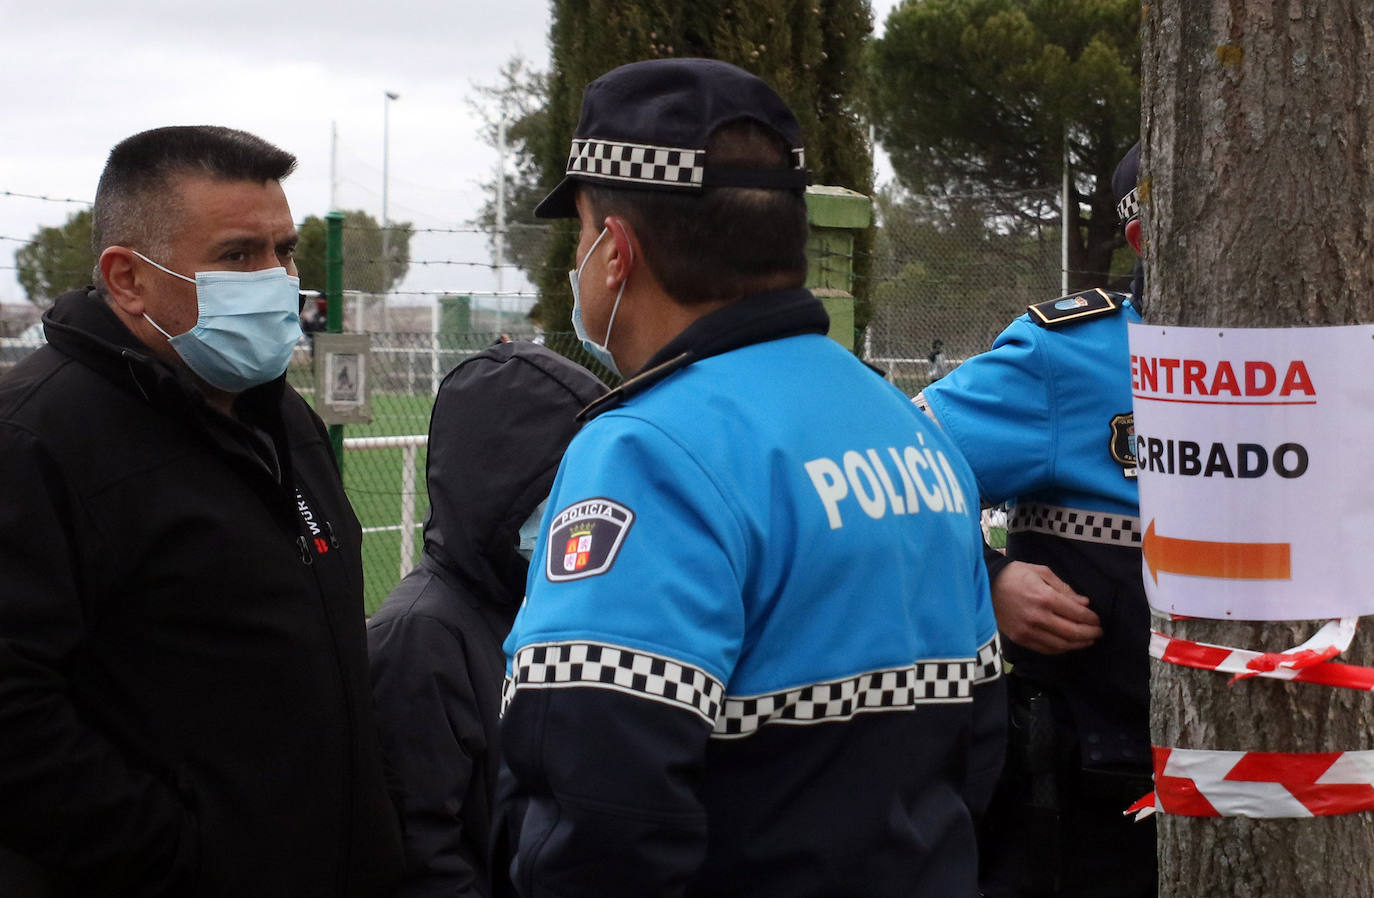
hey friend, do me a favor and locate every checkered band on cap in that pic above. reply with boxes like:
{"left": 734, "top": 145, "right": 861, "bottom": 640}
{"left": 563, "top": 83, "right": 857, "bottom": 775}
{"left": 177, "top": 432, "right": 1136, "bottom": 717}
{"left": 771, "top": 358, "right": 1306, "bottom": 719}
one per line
{"left": 565, "top": 138, "right": 807, "bottom": 191}
{"left": 1008, "top": 501, "right": 1143, "bottom": 547}
{"left": 567, "top": 139, "right": 707, "bottom": 188}
{"left": 1117, "top": 186, "right": 1141, "bottom": 223}
{"left": 502, "top": 640, "right": 724, "bottom": 725}
{"left": 712, "top": 639, "right": 1000, "bottom": 741}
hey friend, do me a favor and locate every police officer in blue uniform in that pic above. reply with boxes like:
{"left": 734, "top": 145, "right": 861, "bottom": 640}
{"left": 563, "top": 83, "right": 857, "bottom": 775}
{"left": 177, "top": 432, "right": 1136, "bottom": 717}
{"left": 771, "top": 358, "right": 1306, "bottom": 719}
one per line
{"left": 916, "top": 144, "right": 1153, "bottom": 898}
{"left": 495, "top": 58, "right": 1005, "bottom": 898}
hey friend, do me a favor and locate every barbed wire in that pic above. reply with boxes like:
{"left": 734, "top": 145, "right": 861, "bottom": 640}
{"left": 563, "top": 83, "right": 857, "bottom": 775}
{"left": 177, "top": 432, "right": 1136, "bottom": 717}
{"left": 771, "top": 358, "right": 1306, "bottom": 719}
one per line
{"left": 342, "top": 223, "right": 551, "bottom": 234}
{"left": 369, "top": 289, "right": 540, "bottom": 297}
{"left": 335, "top": 178, "right": 471, "bottom": 226}
{"left": 0, "top": 237, "right": 1104, "bottom": 285}
{"left": 349, "top": 258, "right": 547, "bottom": 270}
{"left": 2, "top": 184, "right": 1123, "bottom": 315}
{"left": 0, "top": 190, "right": 93, "bottom": 206}
{"left": 881, "top": 185, "right": 1061, "bottom": 202}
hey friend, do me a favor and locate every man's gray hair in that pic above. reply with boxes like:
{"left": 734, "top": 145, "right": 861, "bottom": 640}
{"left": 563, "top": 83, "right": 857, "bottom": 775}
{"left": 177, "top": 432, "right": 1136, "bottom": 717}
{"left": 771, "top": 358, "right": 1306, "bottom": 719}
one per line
{"left": 91, "top": 125, "right": 296, "bottom": 284}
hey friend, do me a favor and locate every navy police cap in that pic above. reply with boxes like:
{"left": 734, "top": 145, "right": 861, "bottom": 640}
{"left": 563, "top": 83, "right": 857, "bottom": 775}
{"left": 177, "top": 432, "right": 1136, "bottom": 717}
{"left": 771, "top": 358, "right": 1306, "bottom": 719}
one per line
{"left": 534, "top": 57, "right": 810, "bottom": 219}
{"left": 1113, "top": 141, "right": 1141, "bottom": 224}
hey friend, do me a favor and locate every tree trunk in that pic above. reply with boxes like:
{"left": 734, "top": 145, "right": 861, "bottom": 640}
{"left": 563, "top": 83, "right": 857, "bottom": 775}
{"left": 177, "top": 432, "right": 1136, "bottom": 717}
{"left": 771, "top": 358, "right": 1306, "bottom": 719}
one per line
{"left": 1143, "top": 3, "right": 1374, "bottom": 896}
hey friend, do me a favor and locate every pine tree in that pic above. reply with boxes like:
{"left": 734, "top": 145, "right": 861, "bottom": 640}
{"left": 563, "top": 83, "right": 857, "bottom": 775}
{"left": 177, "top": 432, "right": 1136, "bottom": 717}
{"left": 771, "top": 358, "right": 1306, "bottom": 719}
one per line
{"left": 868, "top": 0, "right": 1140, "bottom": 291}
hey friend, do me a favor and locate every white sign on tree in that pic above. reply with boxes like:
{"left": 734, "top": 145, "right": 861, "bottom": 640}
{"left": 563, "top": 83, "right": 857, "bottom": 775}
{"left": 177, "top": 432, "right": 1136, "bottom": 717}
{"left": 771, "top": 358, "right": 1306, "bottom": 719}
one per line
{"left": 1129, "top": 323, "right": 1374, "bottom": 621}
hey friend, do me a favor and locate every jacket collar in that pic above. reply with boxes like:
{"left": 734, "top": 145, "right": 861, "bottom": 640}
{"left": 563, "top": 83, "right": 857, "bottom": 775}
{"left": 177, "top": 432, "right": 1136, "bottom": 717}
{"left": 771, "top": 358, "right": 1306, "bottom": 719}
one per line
{"left": 42, "top": 287, "right": 292, "bottom": 481}
{"left": 44, "top": 287, "right": 287, "bottom": 410}
{"left": 578, "top": 286, "right": 829, "bottom": 421}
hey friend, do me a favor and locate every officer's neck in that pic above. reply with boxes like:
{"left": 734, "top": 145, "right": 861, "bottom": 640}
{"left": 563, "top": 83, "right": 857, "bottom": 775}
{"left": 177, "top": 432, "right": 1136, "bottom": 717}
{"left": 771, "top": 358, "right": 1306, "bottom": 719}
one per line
{"left": 616, "top": 285, "right": 730, "bottom": 378}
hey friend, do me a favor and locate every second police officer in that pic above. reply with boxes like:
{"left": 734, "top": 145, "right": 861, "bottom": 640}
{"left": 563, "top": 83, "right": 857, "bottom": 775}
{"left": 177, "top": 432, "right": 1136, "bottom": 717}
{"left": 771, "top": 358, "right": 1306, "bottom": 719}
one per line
{"left": 916, "top": 143, "right": 1154, "bottom": 898}
{"left": 496, "top": 58, "right": 1006, "bottom": 897}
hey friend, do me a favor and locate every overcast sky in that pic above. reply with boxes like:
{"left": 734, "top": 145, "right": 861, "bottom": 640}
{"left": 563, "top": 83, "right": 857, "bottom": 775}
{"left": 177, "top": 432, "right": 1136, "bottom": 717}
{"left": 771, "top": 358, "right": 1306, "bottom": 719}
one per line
{"left": 0, "top": 0, "right": 903, "bottom": 310}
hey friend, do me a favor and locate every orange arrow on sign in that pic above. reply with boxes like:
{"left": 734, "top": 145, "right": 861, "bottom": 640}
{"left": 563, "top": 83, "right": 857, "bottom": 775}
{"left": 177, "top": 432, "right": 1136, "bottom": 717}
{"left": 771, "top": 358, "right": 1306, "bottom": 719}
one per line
{"left": 1143, "top": 520, "right": 1291, "bottom": 584}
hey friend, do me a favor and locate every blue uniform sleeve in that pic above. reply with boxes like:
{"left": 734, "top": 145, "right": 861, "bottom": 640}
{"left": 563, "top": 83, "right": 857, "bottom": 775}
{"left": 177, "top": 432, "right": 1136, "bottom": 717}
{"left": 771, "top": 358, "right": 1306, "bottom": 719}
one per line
{"left": 918, "top": 317, "right": 1057, "bottom": 505}
{"left": 498, "top": 415, "right": 746, "bottom": 897}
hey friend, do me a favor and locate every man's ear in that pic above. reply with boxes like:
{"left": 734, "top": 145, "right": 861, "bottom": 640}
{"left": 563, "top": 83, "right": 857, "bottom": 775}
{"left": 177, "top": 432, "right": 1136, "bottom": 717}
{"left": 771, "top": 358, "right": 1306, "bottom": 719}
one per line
{"left": 603, "top": 216, "right": 637, "bottom": 289}
{"left": 99, "top": 246, "right": 145, "bottom": 315}
{"left": 1125, "top": 219, "right": 1143, "bottom": 256}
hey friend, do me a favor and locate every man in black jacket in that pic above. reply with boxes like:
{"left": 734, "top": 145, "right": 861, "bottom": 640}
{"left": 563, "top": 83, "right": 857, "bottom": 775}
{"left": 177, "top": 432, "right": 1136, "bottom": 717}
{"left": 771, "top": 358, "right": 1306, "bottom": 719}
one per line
{"left": 0, "top": 126, "right": 403, "bottom": 896}
{"left": 368, "top": 340, "right": 607, "bottom": 897}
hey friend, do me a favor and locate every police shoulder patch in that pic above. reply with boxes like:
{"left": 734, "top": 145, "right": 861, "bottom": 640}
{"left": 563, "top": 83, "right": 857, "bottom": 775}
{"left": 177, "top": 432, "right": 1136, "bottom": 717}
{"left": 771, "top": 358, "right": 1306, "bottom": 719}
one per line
{"left": 1109, "top": 412, "right": 1138, "bottom": 478}
{"left": 545, "top": 497, "right": 636, "bottom": 582}
{"left": 1027, "top": 288, "right": 1124, "bottom": 328}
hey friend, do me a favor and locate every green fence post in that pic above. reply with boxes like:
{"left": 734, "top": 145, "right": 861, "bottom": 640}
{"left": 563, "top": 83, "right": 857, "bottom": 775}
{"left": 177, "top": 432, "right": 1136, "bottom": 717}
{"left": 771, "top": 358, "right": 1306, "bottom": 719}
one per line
{"left": 325, "top": 211, "right": 345, "bottom": 469}
{"left": 804, "top": 185, "right": 872, "bottom": 351}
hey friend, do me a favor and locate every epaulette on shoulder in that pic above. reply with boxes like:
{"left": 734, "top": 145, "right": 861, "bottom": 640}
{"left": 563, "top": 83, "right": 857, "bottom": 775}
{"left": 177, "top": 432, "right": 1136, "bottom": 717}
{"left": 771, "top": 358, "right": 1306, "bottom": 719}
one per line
{"left": 1027, "top": 288, "right": 1126, "bottom": 328}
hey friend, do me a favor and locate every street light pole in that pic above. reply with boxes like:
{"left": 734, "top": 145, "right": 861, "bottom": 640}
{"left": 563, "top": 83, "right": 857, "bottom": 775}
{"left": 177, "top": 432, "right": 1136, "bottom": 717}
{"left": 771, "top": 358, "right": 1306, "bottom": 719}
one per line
{"left": 329, "top": 120, "right": 338, "bottom": 211}
{"left": 381, "top": 90, "right": 399, "bottom": 332}
{"left": 495, "top": 104, "right": 507, "bottom": 296}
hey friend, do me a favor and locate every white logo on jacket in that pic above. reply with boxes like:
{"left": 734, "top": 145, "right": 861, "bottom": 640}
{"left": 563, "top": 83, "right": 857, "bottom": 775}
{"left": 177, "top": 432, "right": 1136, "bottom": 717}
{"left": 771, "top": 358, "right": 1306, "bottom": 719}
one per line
{"left": 804, "top": 434, "right": 968, "bottom": 530}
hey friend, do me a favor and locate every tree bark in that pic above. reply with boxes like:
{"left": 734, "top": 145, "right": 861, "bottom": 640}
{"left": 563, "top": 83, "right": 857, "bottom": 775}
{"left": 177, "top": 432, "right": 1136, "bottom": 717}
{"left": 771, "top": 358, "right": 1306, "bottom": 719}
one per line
{"left": 1143, "top": 2, "right": 1374, "bottom": 895}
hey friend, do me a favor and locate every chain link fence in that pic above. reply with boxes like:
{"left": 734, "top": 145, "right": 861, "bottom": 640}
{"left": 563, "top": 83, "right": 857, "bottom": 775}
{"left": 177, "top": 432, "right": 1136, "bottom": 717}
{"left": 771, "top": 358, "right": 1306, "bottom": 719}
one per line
{"left": 863, "top": 191, "right": 1069, "bottom": 396}
{"left": 292, "top": 325, "right": 593, "bottom": 613}
{"left": 2, "top": 203, "right": 1080, "bottom": 613}
{"left": 329, "top": 207, "right": 1079, "bottom": 611}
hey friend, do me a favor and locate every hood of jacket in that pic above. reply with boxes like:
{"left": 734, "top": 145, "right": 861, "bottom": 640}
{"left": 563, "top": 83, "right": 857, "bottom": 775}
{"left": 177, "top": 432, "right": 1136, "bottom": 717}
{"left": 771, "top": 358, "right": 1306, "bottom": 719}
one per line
{"left": 421, "top": 340, "right": 606, "bottom": 609}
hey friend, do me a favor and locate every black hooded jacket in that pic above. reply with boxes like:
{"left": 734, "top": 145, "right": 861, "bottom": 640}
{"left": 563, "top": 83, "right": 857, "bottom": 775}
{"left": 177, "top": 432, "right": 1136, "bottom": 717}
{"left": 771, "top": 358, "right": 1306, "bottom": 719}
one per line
{"left": 0, "top": 288, "right": 404, "bottom": 896}
{"left": 367, "top": 341, "right": 607, "bottom": 898}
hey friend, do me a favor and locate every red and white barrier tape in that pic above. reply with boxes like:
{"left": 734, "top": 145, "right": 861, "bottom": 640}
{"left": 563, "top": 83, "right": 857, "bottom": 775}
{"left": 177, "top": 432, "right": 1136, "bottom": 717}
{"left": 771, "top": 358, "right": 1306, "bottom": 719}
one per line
{"left": 1149, "top": 618, "right": 1373, "bottom": 689}
{"left": 1135, "top": 619, "right": 1374, "bottom": 819}
{"left": 1126, "top": 746, "right": 1374, "bottom": 819}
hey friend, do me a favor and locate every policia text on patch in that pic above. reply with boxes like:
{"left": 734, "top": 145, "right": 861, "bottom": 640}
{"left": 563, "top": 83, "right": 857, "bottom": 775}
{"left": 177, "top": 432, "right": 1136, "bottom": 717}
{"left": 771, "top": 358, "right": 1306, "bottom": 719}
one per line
{"left": 804, "top": 436, "right": 970, "bottom": 530}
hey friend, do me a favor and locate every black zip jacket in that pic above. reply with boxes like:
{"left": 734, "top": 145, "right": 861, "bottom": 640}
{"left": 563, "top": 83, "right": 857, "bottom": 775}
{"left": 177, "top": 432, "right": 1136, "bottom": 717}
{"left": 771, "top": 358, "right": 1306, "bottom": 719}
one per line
{"left": 367, "top": 341, "right": 606, "bottom": 898}
{"left": 0, "top": 288, "right": 403, "bottom": 897}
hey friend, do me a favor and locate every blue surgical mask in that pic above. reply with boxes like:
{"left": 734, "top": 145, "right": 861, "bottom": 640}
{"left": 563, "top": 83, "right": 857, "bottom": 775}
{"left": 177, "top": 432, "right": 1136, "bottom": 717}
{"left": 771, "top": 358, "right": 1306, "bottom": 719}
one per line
{"left": 568, "top": 227, "right": 625, "bottom": 377}
{"left": 133, "top": 249, "right": 303, "bottom": 393}
{"left": 516, "top": 498, "right": 548, "bottom": 561}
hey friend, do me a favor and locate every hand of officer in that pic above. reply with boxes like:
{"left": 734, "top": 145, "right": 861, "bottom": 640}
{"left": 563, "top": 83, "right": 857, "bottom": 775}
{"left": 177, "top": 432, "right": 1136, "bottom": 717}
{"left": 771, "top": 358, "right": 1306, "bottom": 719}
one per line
{"left": 991, "top": 561, "right": 1102, "bottom": 655}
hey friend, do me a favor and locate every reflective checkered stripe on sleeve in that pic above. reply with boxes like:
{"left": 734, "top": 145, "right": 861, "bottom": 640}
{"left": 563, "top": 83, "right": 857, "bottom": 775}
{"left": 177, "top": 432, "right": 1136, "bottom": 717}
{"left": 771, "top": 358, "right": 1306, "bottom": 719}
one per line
{"left": 975, "top": 634, "right": 1003, "bottom": 684}
{"left": 1008, "top": 502, "right": 1142, "bottom": 548}
{"left": 712, "top": 636, "right": 1001, "bottom": 740}
{"left": 502, "top": 641, "right": 724, "bottom": 725}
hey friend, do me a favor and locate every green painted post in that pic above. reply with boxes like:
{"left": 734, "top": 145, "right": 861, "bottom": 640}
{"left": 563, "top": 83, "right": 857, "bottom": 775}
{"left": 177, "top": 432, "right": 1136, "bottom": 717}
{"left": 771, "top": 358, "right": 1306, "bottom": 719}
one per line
{"left": 325, "top": 211, "right": 345, "bottom": 468}
{"left": 804, "top": 185, "right": 872, "bottom": 351}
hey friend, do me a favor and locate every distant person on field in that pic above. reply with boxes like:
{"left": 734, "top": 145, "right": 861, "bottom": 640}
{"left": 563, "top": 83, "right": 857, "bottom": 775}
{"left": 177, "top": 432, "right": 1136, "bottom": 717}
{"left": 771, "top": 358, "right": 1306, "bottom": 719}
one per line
{"left": 368, "top": 340, "right": 606, "bottom": 898}
{"left": 927, "top": 337, "right": 955, "bottom": 381}
{"left": 0, "top": 126, "right": 402, "bottom": 895}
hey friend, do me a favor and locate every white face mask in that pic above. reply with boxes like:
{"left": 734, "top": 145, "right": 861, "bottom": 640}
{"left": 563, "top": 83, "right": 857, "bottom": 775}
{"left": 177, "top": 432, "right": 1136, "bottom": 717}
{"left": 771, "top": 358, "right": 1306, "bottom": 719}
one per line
{"left": 132, "top": 249, "right": 302, "bottom": 392}
{"left": 516, "top": 498, "right": 549, "bottom": 561}
{"left": 568, "top": 227, "right": 626, "bottom": 377}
